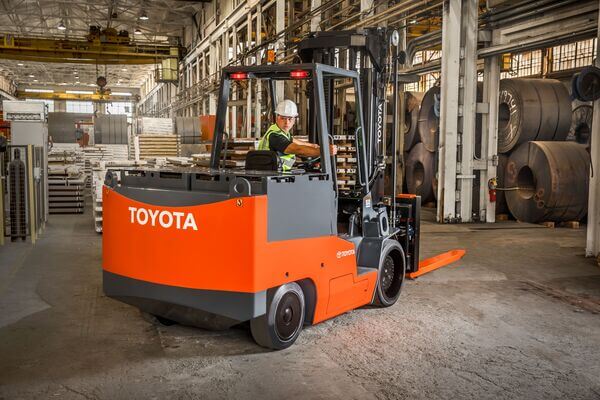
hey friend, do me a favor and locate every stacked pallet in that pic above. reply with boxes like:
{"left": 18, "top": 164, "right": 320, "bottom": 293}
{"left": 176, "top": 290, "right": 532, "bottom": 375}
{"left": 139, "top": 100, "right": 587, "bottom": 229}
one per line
{"left": 132, "top": 134, "right": 181, "bottom": 160}
{"left": 333, "top": 134, "right": 358, "bottom": 193}
{"left": 221, "top": 138, "right": 257, "bottom": 168}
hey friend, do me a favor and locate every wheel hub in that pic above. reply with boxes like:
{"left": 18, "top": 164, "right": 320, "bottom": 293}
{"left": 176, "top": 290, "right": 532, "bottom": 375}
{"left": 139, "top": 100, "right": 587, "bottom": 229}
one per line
{"left": 275, "top": 292, "right": 302, "bottom": 341}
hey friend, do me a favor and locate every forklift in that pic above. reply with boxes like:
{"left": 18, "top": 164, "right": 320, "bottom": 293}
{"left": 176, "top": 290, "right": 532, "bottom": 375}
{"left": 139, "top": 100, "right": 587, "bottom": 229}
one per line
{"left": 103, "top": 29, "right": 459, "bottom": 349}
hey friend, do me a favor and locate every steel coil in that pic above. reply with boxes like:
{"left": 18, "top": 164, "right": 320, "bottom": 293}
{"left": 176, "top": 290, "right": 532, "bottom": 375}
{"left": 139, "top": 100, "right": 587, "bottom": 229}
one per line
{"left": 573, "top": 66, "right": 600, "bottom": 102}
{"left": 498, "top": 79, "right": 571, "bottom": 153}
{"left": 405, "top": 142, "right": 436, "bottom": 202}
{"left": 417, "top": 86, "right": 440, "bottom": 153}
{"left": 404, "top": 91, "right": 424, "bottom": 151}
{"left": 505, "top": 141, "right": 589, "bottom": 223}
{"left": 567, "top": 105, "right": 593, "bottom": 148}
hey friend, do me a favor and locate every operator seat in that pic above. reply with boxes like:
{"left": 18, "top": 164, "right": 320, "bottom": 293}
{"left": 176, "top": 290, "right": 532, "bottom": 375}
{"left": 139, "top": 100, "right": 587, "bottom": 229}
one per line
{"left": 245, "top": 150, "right": 281, "bottom": 171}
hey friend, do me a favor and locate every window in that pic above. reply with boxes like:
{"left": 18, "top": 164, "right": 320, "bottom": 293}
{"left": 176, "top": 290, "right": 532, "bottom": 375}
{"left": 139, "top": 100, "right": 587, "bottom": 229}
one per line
{"left": 552, "top": 38, "right": 596, "bottom": 72}
{"left": 404, "top": 72, "right": 440, "bottom": 92}
{"left": 501, "top": 50, "right": 542, "bottom": 78}
{"left": 25, "top": 99, "right": 54, "bottom": 113}
{"left": 412, "top": 50, "right": 442, "bottom": 66}
{"left": 66, "top": 101, "right": 94, "bottom": 113}
{"left": 106, "top": 102, "right": 133, "bottom": 123}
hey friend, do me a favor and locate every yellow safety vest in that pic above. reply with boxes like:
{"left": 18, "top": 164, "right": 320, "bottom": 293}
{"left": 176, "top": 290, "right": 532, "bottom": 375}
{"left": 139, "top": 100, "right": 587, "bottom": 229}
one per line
{"left": 258, "top": 123, "right": 296, "bottom": 171}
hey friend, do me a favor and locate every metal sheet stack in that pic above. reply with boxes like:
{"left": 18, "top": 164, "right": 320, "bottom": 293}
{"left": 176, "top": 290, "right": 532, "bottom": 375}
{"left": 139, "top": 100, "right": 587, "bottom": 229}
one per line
{"left": 47, "top": 149, "right": 86, "bottom": 214}
{"left": 82, "top": 144, "right": 128, "bottom": 189}
{"left": 175, "top": 116, "right": 201, "bottom": 144}
{"left": 94, "top": 115, "right": 128, "bottom": 144}
{"left": 91, "top": 159, "right": 144, "bottom": 233}
{"left": 497, "top": 78, "right": 589, "bottom": 223}
{"left": 137, "top": 117, "right": 174, "bottom": 135}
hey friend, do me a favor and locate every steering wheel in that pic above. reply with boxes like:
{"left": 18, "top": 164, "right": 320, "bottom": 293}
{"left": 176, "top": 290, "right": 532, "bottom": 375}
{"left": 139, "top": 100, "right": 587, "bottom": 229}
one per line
{"left": 297, "top": 156, "right": 320, "bottom": 170}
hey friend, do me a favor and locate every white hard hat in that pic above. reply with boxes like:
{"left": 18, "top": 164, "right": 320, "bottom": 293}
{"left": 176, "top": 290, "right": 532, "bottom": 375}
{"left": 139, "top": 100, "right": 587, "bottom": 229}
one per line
{"left": 275, "top": 99, "right": 298, "bottom": 118}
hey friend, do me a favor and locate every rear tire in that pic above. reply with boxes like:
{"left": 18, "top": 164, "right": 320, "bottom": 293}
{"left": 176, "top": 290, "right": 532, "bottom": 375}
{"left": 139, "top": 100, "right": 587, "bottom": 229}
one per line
{"left": 374, "top": 247, "right": 405, "bottom": 307}
{"left": 250, "top": 282, "right": 305, "bottom": 350}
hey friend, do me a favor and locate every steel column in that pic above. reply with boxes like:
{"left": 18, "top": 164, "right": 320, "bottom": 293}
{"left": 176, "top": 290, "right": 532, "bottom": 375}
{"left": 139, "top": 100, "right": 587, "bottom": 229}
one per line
{"left": 275, "top": 0, "right": 285, "bottom": 102}
{"left": 437, "top": 0, "right": 462, "bottom": 222}
{"left": 586, "top": 1, "right": 600, "bottom": 256}
{"left": 459, "top": 0, "right": 479, "bottom": 222}
{"left": 481, "top": 56, "right": 500, "bottom": 223}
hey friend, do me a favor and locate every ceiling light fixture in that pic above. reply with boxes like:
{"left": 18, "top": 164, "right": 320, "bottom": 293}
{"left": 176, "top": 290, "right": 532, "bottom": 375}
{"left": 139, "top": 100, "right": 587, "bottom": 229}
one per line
{"left": 28, "top": 74, "right": 35, "bottom": 78}
{"left": 33, "top": 79, "right": 39, "bottom": 82}
{"left": 66, "top": 90, "right": 93, "bottom": 95}
{"left": 25, "top": 88, "right": 54, "bottom": 93}
{"left": 17, "top": 63, "right": 24, "bottom": 66}
{"left": 139, "top": 12, "right": 149, "bottom": 20}
{"left": 121, "top": 68, "right": 128, "bottom": 72}
{"left": 58, "top": 21, "right": 66, "bottom": 30}
{"left": 134, "top": 28, "right": 142, "bottom": 35}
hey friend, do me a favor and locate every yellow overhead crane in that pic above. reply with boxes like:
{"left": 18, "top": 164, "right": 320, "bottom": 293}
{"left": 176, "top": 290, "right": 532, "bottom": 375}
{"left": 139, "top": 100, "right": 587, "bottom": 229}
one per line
{"left": 15, "top": 90, "right": 137, "bottom": 103}
{"left": 0, "top": 31, "right": 183, "bottom": 65}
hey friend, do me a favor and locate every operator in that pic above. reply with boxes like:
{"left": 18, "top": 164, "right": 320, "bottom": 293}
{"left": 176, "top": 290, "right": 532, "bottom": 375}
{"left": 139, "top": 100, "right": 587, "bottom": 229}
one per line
{"left": 258, "top": 99, "right": 337, "bottom": 171}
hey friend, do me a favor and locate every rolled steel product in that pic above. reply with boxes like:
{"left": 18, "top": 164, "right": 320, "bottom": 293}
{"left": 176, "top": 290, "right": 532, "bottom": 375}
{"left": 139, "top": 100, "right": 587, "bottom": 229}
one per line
{"left": 404, "top": 91, "right": 424, "bottom": 151}
{"left": 417, "top": 86, "right": 440, "bottom": 153}
{"left": 405, "top": 142, "right": 435, "bottom": 203}
{"left": 550, "top": 80, "right": 573, "bottom": 141}
{"left": 567, "top": 105, "right": 593, "bottom": 148}
{"left": 574, "top": 66, "right": 600, "bottom": 102}
{"left": 505, "top": 141, "right": 589, "bottom": 223}
{"left": 498, "top": 79, "right": 571, "bottom": 153}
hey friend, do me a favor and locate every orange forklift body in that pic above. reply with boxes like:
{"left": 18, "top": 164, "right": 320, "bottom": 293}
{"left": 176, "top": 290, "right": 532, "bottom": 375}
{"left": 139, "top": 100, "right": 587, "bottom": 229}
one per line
{"left": 103, "top": 187, "right": 377, "bottom": 325}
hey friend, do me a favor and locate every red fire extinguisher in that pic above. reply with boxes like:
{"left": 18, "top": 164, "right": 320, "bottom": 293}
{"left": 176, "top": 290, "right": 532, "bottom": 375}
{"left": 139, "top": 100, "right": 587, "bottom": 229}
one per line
{"left": 488, "top": 178, "right": 497, "bottom": 202}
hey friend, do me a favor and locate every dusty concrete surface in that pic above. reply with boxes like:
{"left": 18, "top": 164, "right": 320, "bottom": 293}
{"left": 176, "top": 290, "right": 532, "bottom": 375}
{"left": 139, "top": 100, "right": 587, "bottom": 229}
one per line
{"left": 1, "top": 208, "right": 600, "bottom": 400}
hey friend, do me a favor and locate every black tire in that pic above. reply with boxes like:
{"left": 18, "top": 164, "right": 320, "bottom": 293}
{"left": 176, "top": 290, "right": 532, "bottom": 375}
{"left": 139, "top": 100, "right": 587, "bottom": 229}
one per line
{"left": 374, "top": 247, "right": 406, "bottom": 307}
{"left": 250, "top": 283, "right": 305, "bottom": 350}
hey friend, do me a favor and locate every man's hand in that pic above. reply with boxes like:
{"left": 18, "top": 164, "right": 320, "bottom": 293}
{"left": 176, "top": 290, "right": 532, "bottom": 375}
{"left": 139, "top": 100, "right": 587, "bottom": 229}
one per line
{"left": 329, "top": 144, "right": 338, "bottom": 156}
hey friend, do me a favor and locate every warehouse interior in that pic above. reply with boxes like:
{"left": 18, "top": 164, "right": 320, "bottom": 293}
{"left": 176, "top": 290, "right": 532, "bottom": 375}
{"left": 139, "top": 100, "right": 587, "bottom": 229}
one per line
{"left": 1, "top": 0, "right": 600, "bottom": 398}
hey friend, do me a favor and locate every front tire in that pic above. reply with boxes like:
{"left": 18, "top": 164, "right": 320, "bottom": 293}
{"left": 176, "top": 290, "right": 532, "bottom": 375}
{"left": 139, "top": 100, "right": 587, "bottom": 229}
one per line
{"left": 250, "top": 282, "right": 305, "bottom": 350}
{"left": 374, "top": 247, "right": 405, "bottom": 307}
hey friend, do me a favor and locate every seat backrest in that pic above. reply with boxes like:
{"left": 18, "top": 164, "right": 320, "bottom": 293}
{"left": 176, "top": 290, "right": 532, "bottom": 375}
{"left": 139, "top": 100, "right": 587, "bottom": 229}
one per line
{"left": 245, "top": 150, "right": 281, "bottom": 171}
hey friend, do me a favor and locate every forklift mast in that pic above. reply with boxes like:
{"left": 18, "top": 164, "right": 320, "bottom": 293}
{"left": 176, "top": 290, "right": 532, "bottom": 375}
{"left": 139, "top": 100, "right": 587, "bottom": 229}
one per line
{"left": 298, "top": 28, "right": 402, "bottom": 204}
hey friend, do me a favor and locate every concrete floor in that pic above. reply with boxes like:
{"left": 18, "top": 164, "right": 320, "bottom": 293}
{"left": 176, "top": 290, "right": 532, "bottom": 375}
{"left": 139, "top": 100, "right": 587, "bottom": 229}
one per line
{"left": 1, "top": 208, "right": 600, "bottom": 400}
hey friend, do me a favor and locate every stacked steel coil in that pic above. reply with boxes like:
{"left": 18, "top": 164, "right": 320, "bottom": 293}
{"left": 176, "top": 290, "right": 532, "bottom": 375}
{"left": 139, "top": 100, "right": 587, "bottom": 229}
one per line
{"left": 504, "top": 142, "right": 589, "bottom": 223}
{"left": 416, "top": 86, "right": 440, "bottom": 153}
{"left": 405, "top": 142, "right": 436, "bottom": 202}
{"left": 497, "top": 78, "right": 571, "bottom": 154}
{"left": 567, "top": 105, "right": 593, "bottom": 148}
{"left": 403, "top": 87, "right": 440, "bottom": 203}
